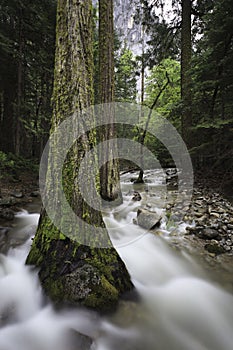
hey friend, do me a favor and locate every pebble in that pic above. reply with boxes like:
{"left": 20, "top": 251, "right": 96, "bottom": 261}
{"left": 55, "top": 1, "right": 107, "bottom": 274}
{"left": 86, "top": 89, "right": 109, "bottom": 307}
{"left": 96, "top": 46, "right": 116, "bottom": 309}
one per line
{"left": 10, "top": 191, "right": 23, "bottom": 199}
{"left": 167, "top": 184, "right": 233, "bottom": 255}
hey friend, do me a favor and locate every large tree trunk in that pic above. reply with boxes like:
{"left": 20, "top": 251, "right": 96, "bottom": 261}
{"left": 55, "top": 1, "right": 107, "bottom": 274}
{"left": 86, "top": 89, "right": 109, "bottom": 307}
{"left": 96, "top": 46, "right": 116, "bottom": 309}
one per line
{"left": 98, "top": 0, "right": 122, "bottom": 203}
{"left": 181, "top": 0, "right": 192, "bottom": 149}
{"left": 26, "top": 0, "right": 133, "bottom": 312}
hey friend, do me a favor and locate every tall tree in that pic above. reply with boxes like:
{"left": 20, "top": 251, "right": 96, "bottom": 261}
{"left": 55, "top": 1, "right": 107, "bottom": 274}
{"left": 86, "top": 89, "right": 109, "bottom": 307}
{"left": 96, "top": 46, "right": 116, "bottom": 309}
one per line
{"left": 27, "top": 0, "right": 132, "bottom": 311}
{"left": 191, "top": 0, "right": 233, "bottom": 170}
{"left": 181, "top": 0, "right": 192, "bottom": 148}
{"left": 0, "top": 0, "right": 56, "bottom": 157}
{"left": 98, "top": 0, "right": 122, "bottom": 203}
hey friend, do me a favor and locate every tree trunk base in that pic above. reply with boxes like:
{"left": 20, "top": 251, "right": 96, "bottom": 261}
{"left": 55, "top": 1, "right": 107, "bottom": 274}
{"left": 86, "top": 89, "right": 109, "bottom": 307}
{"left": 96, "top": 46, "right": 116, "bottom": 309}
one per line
{"left": 27, "top": 236, "right": 133, "bottom": 312}
{"left": 134, "top": 170, "right": 144, "bottom": 184}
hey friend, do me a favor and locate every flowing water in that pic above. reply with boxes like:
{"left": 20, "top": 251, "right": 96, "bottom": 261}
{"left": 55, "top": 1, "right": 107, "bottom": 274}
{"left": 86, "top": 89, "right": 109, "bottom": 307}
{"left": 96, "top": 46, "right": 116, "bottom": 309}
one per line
{"left": 0, "top": 170, "right": 233, "bottom": 350}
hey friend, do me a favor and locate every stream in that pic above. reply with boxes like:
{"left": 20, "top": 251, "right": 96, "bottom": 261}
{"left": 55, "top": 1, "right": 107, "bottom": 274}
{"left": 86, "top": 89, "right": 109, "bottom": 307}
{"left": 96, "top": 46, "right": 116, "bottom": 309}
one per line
{"left": 0, "top": 170, "right": 233, "bottom": 350}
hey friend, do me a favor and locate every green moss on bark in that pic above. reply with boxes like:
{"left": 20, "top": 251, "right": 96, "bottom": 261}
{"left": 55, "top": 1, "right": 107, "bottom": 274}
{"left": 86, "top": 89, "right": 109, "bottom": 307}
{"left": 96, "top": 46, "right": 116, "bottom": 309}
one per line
{"left": 26, "top": 0, "right": 133, "bottom": 312}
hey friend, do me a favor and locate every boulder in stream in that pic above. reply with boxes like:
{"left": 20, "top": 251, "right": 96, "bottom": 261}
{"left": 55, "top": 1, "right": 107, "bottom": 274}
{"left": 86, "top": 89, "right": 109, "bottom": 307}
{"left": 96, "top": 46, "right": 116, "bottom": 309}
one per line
{"left": 137, "top": 208, "right": 161, "bottom": 230}
{"left": 132, "top": 191, "right": 142, "bottom": 201}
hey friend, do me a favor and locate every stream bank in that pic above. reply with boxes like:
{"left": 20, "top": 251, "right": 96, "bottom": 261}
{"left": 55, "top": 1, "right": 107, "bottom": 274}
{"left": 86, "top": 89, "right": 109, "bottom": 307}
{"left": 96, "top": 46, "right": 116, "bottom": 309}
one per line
{"left": 0, "top": 170, "right": 40, "bottom": 222}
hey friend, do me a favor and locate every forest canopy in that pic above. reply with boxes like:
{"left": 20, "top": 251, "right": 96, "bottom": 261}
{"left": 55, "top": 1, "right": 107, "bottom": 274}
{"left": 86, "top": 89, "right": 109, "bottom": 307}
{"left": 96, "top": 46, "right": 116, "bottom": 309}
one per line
{"left": 0, "top": 0, "right": 232, "bottom": 181}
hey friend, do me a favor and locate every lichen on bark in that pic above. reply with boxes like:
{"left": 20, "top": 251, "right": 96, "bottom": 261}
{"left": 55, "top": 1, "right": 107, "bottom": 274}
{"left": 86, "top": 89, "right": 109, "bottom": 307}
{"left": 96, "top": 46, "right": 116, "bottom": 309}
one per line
{"left": 26, "top": 0, "right": 133, "bottom": 312}
{"left": 98, "top": 0, "right": 122, "bottom": 203}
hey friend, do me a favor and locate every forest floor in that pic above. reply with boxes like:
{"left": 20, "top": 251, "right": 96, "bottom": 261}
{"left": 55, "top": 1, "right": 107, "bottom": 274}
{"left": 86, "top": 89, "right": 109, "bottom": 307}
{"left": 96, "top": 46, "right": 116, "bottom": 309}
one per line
{"left": 0, "top": 169, "right": 40, "bottom": 223}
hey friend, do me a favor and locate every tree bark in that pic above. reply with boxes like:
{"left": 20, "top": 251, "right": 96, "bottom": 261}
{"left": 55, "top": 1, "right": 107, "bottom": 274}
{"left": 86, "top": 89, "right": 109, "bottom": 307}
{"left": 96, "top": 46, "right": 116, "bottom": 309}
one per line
{"left": 15, "top": 11, "right": 24, "bottom": 156}
{"left": 26, "top": 0, "right": 133, "bottom": 312}
{"left": 98, "top": 0, "right": 122, "bottom": 203}
{"left": 181, "top": 0, "right": 192, "bottom": 149}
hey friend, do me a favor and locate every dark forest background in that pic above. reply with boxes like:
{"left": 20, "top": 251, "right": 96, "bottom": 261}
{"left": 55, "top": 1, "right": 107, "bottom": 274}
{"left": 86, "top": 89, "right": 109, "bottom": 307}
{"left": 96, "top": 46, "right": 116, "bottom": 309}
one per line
{"left": 0, "top": 0, "right": 232, "bottom": 193}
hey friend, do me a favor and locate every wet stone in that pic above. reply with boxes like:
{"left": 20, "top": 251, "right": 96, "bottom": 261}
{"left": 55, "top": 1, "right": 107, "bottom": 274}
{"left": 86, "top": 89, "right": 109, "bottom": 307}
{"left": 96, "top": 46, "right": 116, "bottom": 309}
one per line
{"left": 0, "top": 197, "right": 17, "bottom": 206}
{"left": 0, "top": 208, "right": 14, "bottom": 221}
{"left": 132, "top": 192, "right": 142, "bottom": 201}
{"left": 137, "top": 208, "right": 161, "bottom": 230}
{"left": 204, "top": 243, "right": 225, "bottom": 255}
{"left": 10, "top": 191, "right": 23, "bottom": 199}
{"left": 197, "top": 228, "right": 220, "bottom": 240}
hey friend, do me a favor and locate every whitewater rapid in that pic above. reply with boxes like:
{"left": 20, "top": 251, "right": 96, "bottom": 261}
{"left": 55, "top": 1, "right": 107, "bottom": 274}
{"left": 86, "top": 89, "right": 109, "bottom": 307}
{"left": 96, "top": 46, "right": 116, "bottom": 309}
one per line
{"left": 0, "top": 170, "right": 233, "bottom": 350}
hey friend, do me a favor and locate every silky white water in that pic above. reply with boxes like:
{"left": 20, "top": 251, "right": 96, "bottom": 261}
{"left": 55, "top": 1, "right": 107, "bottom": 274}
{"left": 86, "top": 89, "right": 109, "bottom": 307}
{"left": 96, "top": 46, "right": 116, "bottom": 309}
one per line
{"left": 0, "top": 170, "right": 233, "bottom": 350}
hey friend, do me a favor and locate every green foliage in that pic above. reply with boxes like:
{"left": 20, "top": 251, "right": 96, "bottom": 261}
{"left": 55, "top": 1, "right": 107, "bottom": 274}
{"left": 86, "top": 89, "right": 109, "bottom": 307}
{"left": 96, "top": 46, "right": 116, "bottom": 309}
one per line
{"left": 115, "top": 46, "right": 138, "bottom": 102}
{"left": 145, "top": 58, "right": 181, "bottom": 121}
{"left": 0, "top": 151, "right": 15, "bottom": 171}
{"left": 191, "top": 0, "right": 233, "bottom": 169}
{"left": 0, "top": 151, "right": 38, "bottom": 176}
{"left": 134, "top": 0, "right": 180, "bottom": 67}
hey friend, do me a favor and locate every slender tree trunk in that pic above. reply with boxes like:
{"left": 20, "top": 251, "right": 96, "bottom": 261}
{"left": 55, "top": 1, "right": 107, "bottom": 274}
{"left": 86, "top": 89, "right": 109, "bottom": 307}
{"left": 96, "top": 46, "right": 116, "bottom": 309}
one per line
{"left": 0, "top": 85, "right": 15, "bottom": 153}
{"left": 136, "top": 25, "right": 146, "bottom": 183}
{"left": 135, "top": 73, "right": 170, "bottom": 184}
{"left": 140, "top": 25, "right": 145, "bottom": 106}
{"left": 26, "top": 0, "right": 133, "bottom": 312}
{"left": 181, "top": 0, "right": 192, "bottom": 149}
{"left": 15, "top": 13, "right": 23, "bottom": 156}
{"left": 98, "top": 0, "right": 122, "bottom": 203}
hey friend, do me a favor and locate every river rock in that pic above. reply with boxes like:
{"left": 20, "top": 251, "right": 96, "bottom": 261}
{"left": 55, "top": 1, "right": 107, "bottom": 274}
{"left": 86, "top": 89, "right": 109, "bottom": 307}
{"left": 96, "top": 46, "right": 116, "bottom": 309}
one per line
{"left": 198, "top": 228, "right": 220, "bottom": 240}
{"left": 204, "top": 243, "right": 225, "bottom": 255}
{"left": 0, "top": 208, "right": 14, "bottom": 221}
{"left": 10, "top": 191, "right": 23, "bottom": 199}
{"left": 132, "top": 191, "right": 141, "bottom": 201}
{"left": 0, "top": 197, "right": 17, "bottom": 207}
{"left": 137, "top": 208, "right": 161, "bottom": 230}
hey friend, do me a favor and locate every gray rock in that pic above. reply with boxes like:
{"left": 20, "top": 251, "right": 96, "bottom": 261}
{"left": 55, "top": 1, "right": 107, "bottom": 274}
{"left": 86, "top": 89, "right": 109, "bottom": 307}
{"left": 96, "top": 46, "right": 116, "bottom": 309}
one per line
{"left": 137, "top": 208, "right": 161, "bottom": 230}
{"left": 204, "top": 243, "right": 225, "bottom": 255}
{"left": 0, "top": 208, "right": 14, "bottom": 221}
{"left": 224, "top": 246, "right": 231, "bottom": 252}
{"left": 10, "top": 191, "right": 23, "bottom": 199}
{"left": 132, "top": 192, "right": 141, "bottom": 201}
{"left": 0, "top": 197, "right": 17, "bottom": 206}
{"left": 198, "top": 228, "right": 220, "bottom": 240}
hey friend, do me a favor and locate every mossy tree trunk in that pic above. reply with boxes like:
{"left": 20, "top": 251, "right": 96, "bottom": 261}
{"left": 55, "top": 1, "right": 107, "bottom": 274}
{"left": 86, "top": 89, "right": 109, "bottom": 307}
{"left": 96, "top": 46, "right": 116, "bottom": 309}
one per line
{"left": 26, "top": 0, "right": 133, "bottom": 312}
{"left": 98, "top": 0, "right": 122, "bottom": 203}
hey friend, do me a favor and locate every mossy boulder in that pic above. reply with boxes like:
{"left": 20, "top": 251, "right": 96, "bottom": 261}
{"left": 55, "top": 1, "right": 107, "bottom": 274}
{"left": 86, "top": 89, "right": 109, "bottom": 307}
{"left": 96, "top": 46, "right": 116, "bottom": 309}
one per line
{"left": 27, "top": 237, "right": 133, "bottom": 312}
